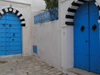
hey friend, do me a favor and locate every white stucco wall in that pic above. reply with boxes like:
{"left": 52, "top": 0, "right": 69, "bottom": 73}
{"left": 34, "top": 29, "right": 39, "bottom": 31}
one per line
{"left": 2, "top": 0, "right": 46, "bottom": 13}
{"left": 59, "top": 0, "right": 74, "bottom": 73}
{"left": 2, "top": 0, "right": 31, "bottom": 4}
{"left": 0, "top": 1, "right": 32, "bottom": 56}
{"left": 32, "top": 0, "right": 74, "bottom": 72}
{"left": 32, "top": 20, "right": 62, "bottom": 70}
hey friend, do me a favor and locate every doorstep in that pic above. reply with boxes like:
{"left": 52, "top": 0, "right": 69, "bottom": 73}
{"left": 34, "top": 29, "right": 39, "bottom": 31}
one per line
{"left": 67, "top": 68, "right": 99, "bottom": 75}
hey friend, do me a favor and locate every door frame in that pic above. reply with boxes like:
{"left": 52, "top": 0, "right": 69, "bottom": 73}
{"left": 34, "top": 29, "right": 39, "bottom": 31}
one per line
{"left": 0, "top": 7, "right": 26, "bottom": 55}
{"left": 62, "top": 0, "right": 100, "bottom": 73}
{"left": 74, "top": 1, "right": 100, "bottom": 72}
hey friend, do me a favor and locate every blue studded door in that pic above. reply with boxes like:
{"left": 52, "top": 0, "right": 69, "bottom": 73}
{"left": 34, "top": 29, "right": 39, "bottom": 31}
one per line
{"left": 74, "top": 1, "right": 100, "bottom": 74}
{"left": 89, "top": 2, "right": 100, "bottom": 73}
{"left": 0, "top": 13, "right": 22, "bottom": 56}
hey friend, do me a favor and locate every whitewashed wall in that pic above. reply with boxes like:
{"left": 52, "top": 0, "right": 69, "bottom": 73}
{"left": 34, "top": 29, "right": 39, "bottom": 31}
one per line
{"left": 32, "top": 0, "right": 74, "bottom": 72}
{"left": 59, "top": 0, "right": 74, "bottom": 73}
{"left": 32, "top": 20, "right": 62, "bottom": 70}
{"left": 0, "top": 1, "right": 32, "bottom": 56}
{"left": 3, "top": 0, "right": 31, "bottom": 4}
{"left": 2, "top": 0, "right": 46, "bottom": 12}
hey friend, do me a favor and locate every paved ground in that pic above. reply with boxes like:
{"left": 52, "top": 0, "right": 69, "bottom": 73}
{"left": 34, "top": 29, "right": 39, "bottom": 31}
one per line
{"left": 0, "top": 55, "right": 67, "bottom": 75}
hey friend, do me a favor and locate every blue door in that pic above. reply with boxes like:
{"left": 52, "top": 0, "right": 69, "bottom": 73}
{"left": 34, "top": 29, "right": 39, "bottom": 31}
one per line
{"left": 0, "top": 13, "right": 22, "bottom": 56}
{"left": 74, "top": 1, "right": 100, "bottom": 74}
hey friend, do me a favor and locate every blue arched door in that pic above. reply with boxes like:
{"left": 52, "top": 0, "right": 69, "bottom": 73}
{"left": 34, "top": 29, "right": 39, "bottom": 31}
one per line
{"left": 0, "top": 13, "right": 22, "bottom": 56}
{"left": 74, "top": 1, "right": 100, "bottom": 74}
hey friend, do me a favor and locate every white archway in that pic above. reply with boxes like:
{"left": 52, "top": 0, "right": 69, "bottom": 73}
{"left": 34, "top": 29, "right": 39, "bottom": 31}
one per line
{"left": 65, "top": 0, "right": 100, "bottom": 25}
{"left": 0, "top": 7, "right": 26, "bottom": 27}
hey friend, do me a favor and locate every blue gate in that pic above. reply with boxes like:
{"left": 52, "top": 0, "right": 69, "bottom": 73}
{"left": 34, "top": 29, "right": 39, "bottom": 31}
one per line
{"left": 74, "top": 1, "right": 100, "bottom": 74}
{"left": 0, "top": 13, "right": 22, "bottom": 56}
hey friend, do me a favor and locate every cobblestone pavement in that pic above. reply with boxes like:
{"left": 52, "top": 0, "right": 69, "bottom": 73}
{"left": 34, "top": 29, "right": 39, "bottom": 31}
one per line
{"left": 0, "top": 55, "right": 68, "bottom": 75}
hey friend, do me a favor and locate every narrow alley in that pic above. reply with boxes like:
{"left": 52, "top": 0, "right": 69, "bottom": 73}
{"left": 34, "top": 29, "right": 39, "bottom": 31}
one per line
{"left": 0, "top": 55, "right": 67, "bottom": 75}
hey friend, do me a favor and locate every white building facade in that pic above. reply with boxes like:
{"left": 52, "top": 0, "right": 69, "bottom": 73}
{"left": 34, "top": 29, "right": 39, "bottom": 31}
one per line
{"left": 32, "top": 0, "right": 100, "bottom": 74}
{"left": 0, "top": 0, "right": 100, "bottom": 74}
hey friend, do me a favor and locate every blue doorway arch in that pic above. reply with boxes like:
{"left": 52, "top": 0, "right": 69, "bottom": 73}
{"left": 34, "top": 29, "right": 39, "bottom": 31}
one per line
{"left": 74, "top": 1, "right": 100, "bottom": 74}
{"left": 0, "top": 12, "right": 22, "bottom": 55}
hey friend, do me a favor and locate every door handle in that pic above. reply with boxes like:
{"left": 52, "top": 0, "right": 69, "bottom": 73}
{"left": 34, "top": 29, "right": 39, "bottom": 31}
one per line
{"left": 81, "top": 26, "right": 85, "bottom": 31}
{"left": 9, "top": 24, "right": 12, "bottom": 27}
{"left": 92, "top": 24, "right": 97, "bottom": 31}
{"left": 2, "top": 24, "right": 5, "bottom": 26}
{"left": 85, "top": 40, "right": 88, "bottom": 42}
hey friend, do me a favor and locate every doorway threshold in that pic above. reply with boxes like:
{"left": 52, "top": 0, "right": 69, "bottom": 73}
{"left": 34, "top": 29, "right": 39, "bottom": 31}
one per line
{"left": 67, "top": 68, "right": 99, "bottom": 75}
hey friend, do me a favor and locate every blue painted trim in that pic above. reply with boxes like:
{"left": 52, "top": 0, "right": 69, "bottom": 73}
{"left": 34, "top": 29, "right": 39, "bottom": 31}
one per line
{"left": 33, "top": 46, "right": 37, "bottom": 53}
{"left": 34, "top": 7, "right": 58, "bottom": 24}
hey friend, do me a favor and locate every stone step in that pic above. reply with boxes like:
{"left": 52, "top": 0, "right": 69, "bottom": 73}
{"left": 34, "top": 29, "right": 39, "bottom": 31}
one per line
{"left": 67, "top": 68, "right": 99, "bottom": 75}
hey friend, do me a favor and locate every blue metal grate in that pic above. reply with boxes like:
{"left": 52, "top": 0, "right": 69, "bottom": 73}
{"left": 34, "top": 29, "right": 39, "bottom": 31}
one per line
{"left": 34, "top": 7, "right": 58, "bottom": 24}
{"left": 33, "top": 46, "right": 37, "bottom": 53}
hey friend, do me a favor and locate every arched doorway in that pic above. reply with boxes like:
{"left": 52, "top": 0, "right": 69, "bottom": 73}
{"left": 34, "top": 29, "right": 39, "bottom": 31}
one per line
{"left": 74, "top": 1, "right": 100, "bottom": 74}
{"left": 0, "top": 12, "right": 22, "bottom": 56}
